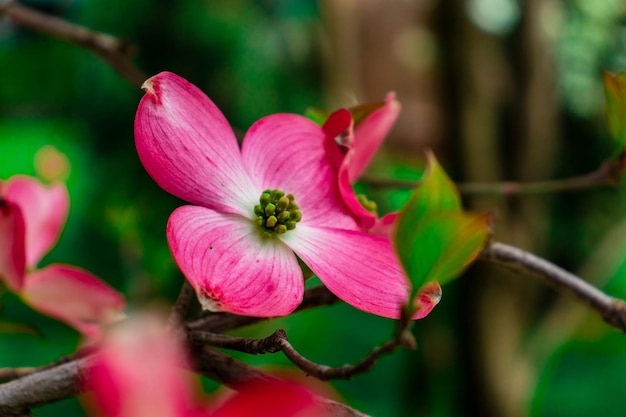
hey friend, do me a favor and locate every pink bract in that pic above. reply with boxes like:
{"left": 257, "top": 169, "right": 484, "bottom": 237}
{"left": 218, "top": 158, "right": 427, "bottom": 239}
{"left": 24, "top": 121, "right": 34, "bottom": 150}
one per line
{"left": 134, "top": 71, "right": 433, "bottom": 319}
{"left": 86, "top": 314, "right": 200, "bottom": 417}
{"left": 212, "top": 380, "right": 324, "bottom": 417}
{"left": 0, "top": 198, "right": 26, "bottom": 291}
{"left": 0, "top": 175, "right": 125, "bottom": 342}
{"left": 322, "top": 95, "right": 443, "bottom": 314}
{"left": 4, "top": 175, "right": 69, "bottom": 267}
{"left": 323, "top": 94, "right": 401, "bottom": 231}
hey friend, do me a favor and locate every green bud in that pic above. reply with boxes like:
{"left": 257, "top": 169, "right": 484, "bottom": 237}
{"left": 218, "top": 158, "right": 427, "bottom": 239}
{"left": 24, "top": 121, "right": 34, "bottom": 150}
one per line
{"left": 265, "top": 203, "right": 276, "bottom": 216}
{"left": 254, "top": 189, "right": 301, "bottom": 236}
{"left": 277, "top": 196, "right": 290, "bottom": 212}
{"left": 278, "top": 211, "right": 290, "bottom": 222}
{"left": 260, "top": 192, "right": 271, "bottom": 206}
{"left": 290, "top": 210, "right": 302, "bottom": 222}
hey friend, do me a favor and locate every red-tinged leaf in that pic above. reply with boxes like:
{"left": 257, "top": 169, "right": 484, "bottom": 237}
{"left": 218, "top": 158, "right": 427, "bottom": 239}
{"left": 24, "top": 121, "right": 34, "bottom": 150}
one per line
{"left": 349, "top": 98, "right": 387, "bottom": 126}
{"left": 603, "top": 71, "right": 626, "bottom": 156}
{"left": 393, "top": 151, "right": 492, "bottom": 315}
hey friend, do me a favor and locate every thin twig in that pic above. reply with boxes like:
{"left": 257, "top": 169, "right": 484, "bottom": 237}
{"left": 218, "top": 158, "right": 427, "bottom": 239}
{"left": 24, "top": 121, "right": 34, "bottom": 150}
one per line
{"left": 361, "top": 158, "right": 622, "bottom": 196}
{"left": 0, "top": 0, "right": 146, "bottom": 87}
{"left": 189, "top": 329, "right": 286, "bottom": 354}
{"left": 187, "top": 285, "right": 339, "bottom": 333}
{"left": 481, "top": 241, "right": 626, "bottom": 332}
{"left": 190, "top": 324, "right": 415, "bottom": 382}
{"left": 275, "top": 330, "right": 415, "bottom": 381}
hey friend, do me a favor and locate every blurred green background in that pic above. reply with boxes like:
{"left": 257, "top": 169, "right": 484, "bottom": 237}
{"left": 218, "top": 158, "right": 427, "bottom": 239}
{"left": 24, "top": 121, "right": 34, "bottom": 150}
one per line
{"left": 3, "top": 0, "right": 626, "bottom": 416}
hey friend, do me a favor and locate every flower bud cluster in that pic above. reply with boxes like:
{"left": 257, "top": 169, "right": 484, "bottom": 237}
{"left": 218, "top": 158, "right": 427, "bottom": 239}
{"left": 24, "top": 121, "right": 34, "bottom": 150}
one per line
{"left": 254, "top": 189, "right": 301, "bottom": 235}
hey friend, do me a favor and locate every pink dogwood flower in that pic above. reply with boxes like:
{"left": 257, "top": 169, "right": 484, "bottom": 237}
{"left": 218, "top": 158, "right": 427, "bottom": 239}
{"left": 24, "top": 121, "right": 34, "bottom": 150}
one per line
{"left": 0, "top": 175, "right": 125, "bottom": 342}
{"left": 86, "top": 313, "right": 326, "bottom": 417}
{"left": 322, "top": 93, "right": 402, "bottom": 236}
{"left": 322, "top": 95, "right": 443, "bottom": 304}
{"left": 134, "top": 71, "right": 438, "bottom": 319}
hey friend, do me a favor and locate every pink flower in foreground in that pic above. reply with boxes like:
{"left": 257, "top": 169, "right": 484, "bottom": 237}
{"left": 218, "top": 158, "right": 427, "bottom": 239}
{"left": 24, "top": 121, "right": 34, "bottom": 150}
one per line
{"left": 0, "top": 175, "right": 125, "bottom": 342}
{"left": 134, "top": 71, "right": 437, "bottom": 319}
{"left": 323, "top": 95, "right": 443, "bottom": 305}
{"left": 86, "top": 313, "right": 326, "bottom": 417}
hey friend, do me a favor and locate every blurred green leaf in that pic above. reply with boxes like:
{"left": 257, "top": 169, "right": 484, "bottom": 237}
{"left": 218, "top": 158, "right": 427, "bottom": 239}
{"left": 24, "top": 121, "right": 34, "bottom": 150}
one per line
{"left": 393, "top": 151, "right": 492, "bottom": 314}
{"left": 602, "top": 71, "right": 626, "bottom": 157}
{"left": 304, "top": 107, "right": 330, "bottom": 125}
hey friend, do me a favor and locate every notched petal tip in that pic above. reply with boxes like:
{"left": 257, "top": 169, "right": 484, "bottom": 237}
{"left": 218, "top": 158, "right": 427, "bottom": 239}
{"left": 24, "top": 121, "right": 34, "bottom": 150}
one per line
{"left": 141, "top": 71, "right": 178, "bottom": 94}
{"left": 196, "top": 287, "right": 224, "bottom": 312}
{"left": 411, "top": 281, "right": 442, "bottom": 320}
{"left": 141, "top": 76, "right": 155, "bottom": 93}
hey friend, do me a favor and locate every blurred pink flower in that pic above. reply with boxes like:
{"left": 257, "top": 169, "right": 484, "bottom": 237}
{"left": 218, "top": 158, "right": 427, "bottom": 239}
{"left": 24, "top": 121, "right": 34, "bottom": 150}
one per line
{"left": 134, "top": 71, "right": 434, "bottom": 319}
{"left": 86, "top": 314, "right": 199, "bottom": 417}
{"left": 0, "top": 175, "right": 125, "bottom": 342}
{"left": 86, "top": 313, "right": 326, "bottom": 417}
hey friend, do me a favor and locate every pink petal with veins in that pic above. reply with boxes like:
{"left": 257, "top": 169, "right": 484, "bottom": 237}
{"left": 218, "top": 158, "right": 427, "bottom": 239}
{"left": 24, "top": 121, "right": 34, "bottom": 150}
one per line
{"left": 347, "top": 93, "right": 400, "bottom": 181}
{"left": 0, "top": 199, "right": 26, "bottom": 291}
{"left": 323, "top": 95, "right": 400, "bottom": 230}
{"left": 368, "top": 212, "right": 399, "bottom": 238}
{"left": 135, "top": 71, "right": 257, "bottom": 216}
{"left": 337, "top": 157, "right": 377, "bottom": 230}
{"left": 167, "top": 205, "right": 303, "bottom": 317}
{"left": 21, "top": 264, "right": 125, "bottom": 343}
{"left": 86, "top": 313, "right": 201, "bottom": 417}
{"left": 321, "top": 108, "right": 353, "bottom": 168}
{"left": 4, "top": 176, "right": 69, "bottom": 267}
{"left": 284, "top": 225, "right": 417, "bottom": 319}
{"left": 241, "top": 114, "right": 358, "bottom": 231}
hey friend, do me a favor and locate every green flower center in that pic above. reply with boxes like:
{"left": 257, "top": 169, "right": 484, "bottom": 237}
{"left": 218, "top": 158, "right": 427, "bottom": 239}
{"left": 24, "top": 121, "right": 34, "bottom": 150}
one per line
{"left": 254, "top": 189, "right": 302, "bottom": 235}
{"left": 357, "top": 194, "right": 378, "bottom": 215}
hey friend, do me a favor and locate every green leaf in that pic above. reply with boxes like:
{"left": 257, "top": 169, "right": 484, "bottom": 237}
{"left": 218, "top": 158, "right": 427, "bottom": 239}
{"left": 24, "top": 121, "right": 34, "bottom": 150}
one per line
{"left": 304, "top": 98, "right": 387, "bottom": 127}
{"left": 602, "top": 71, "right": 626, "bottom": 157}
{"left": 304, "top": 107, "right": 330, "bottom": 126}
{"left": 393, "top": 151, "right": 492, "bottom": 314}
{"left": 349, "top": 99, "right": 386, "bottom": 126}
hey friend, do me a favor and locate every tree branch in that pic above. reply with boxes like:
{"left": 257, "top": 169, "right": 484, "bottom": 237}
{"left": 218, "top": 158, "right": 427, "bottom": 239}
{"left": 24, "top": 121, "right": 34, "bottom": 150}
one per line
{"left": 0, "top": 0, "right": 146, "bottom": 88}
{"left": 168, "top": 281, "right": 196, "bottom": 329}
{"left": 481, "top": 241, "right": 626, "bottom": 332}
{"left": 0, "top": 355, "right": 94, "bottom": 416}
{"left": 361, "top": 157, "right": 622, "bottom": 196}
{"left": 0, "top": 369, "right": 36, "bottom": 384}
